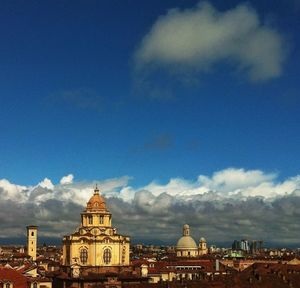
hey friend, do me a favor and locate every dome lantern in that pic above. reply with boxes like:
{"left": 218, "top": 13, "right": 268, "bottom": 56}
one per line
{"left": 94, "top": 184, "right": 100, "bottom": 195}
{"left": 183, "top": 224, "right": 190, "bottom": 236}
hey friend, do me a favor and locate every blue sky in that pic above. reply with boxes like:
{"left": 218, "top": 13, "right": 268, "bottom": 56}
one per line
{"left": 0, "top": 0, "right": 300, "bottom": 187}
{"left": 1, "top": 0, "right": 300, "bottom": 245}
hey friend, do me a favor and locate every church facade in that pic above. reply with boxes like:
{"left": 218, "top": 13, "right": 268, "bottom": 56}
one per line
{"left": 62, "top": 186, "right": 130, "bottom": 272}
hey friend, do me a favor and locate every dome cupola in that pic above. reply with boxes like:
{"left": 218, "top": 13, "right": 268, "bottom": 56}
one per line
{"left": 85, "top": 185, "right": 107, "bottom": 211}
{"left": 176, "top": 224, "right": 197, "bottom": 250}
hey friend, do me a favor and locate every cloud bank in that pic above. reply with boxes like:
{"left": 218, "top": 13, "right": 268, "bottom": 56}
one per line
{"left": 135, "top": 2, "right": 286, "bottom": 82}
{"left": 0, "top": 169, "right": 300, "bottom": 246}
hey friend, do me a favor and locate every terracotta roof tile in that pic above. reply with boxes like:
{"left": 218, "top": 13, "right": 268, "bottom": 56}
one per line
{"left": 0, "top": 267, "right": 29, "bottom": 288}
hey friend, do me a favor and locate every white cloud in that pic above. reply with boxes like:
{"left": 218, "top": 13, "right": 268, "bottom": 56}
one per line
{"left": 124, "top": 168, "right": 298, "bottom": 201}
{"left": 198, "top": 168, "right": 277, "bottom": 194}
{"left": 0, "top": 179, "right": 27, "bottom": 202}
{"left": 135, "top": 2, "right": 286, "bottom": 81}
{"left": 38, "top": 178, "right": 54, "bottom": 190}
{"left": 60, "top": 174, "right": 74, "bottom": 185}
{"left": 0, "top": 169, "right": 300, "bottom": 244}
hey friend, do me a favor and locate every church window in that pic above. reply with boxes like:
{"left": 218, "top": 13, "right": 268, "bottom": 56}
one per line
{"left": 99, "top": 215, "right": 104, "bottom": 224}
{"left": 31, "top": 231, "right": 34, "bottom": 236}
{"left": 33, "top": 282, "right": 38, "bottom": 288}
{"left": 122, "top": 246, "right": 126, "bottom": 263}
{"left": 103, "top": 248, "right": 111, "bottom": 264}
{"left": 5, "top": 283, "right": 10, "bottom": 288}
{"left": 88, "top": 216, "right": 93, "bottom": 224}
{"left": 80, "top": 249, "right": 88, "bottom": 264}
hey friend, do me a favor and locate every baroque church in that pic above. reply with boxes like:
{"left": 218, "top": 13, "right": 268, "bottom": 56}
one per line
{"left": 62, "top": 185, "right": 130, "bottom": 275}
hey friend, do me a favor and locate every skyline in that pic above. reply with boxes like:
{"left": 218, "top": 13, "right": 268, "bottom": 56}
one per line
{"left": 0, "top": 0, "right": 300, "bottom": 246}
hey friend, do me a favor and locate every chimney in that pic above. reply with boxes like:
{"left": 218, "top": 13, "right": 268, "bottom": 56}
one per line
{"left": 141, "top": 264, "right": 148, "bottom": 277}
{"left": 215, "top": 259, "right": 220, "bottom": 272}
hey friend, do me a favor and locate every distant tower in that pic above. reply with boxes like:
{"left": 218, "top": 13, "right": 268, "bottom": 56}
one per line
{"left": 27, "top": 226, "right": 38, "bottom": 261}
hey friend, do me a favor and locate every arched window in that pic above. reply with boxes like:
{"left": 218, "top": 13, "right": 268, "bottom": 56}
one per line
{"left": 33, "top": 282, "right": 38, "bottom": 288}
{"left": 31, "top": 231, "right": 34, "bottom": 236}
{"left": 103, "top": 248, "right": 111, "bottom": 264}
{"left": 80, "top": 248, "right": 88, "bottom": 264}
{"left": 88, "top": 215, "right": 93, "bottom": 224}
{"left": 5, "top": 283, "right": 10, "bottom": 288}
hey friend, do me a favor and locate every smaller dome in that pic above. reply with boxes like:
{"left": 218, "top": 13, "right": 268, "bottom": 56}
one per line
{"left": 200, "top": 237, "right": 206, "bottom": 242}
{"left": 176, "top": 236, "right": 197, "bottom": 250}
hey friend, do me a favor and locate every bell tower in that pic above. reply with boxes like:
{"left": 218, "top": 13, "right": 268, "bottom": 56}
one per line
{"left": 27, "top": 225, "right": 38, "bottom": 261}
{"left": 199, "top": 237, "right": 208, "bottom": 256}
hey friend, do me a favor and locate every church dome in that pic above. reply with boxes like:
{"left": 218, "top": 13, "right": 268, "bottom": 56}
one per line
{"left": 176, "top": 236, "right": 197, "bottom": 249}
{"left": 86, "top": 186, "right": 106, "bottom": 211}
{"left": 176, "top": 224, "right": 197, "bottom": 250}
